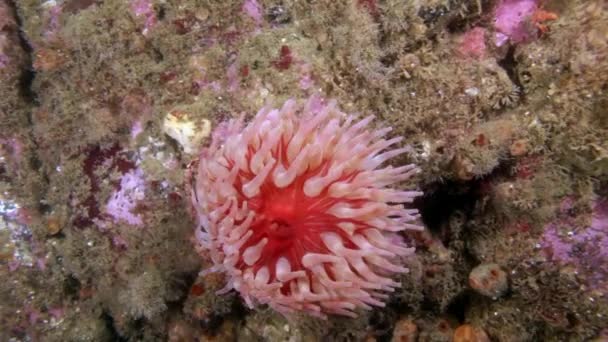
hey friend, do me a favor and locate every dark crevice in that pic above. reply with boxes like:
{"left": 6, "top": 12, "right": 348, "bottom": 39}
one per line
{"left": 419, "top": 296, "right": 439, "bottom": 313}
{"left": 63, "top": 275, "right": 81, "bottom": 300}
{"left": 417, "top": 157, "right": 515, "bottom": 244}
{"left": 418, "top": 3, "right": 451, "bottom": 27}
{"left": 164, "top": 271, "right": 200, "bottom": 331}
{"left": 6, "top": 0, "right": 37, "bottom": 106}
{"left": 370, "top": 307, "right": 398, "bottom": 342}
{"left": 157, "top": 5, "right": 166, "bottom": 20}
{"left": 150, "top": 46, "right": 164, "bottom": 62}
{"left": 18, "top": 68, "right": 37, "bottom": 106}
{"left": 198, "top": 297, "right": 247, "bottom": 336}
{"left": 101, "top": 311, "right": 128, "bottom": 342}
{"left": 445, "top": 0, "right": 497, "bottom": 34}
{"left": 498, "top": 45, "right": 525, "bottom": 96}
{"left": 6, "top": 1, "right": 49, "bottom": 201}
{"left": 416, "top": 179, "right": 481, "bottom": 245}
{"left": 198, "top": 313, "right": 225, "bottom": 334}
{"left": 445, "top": 291, "right": 472, "bottom": 323}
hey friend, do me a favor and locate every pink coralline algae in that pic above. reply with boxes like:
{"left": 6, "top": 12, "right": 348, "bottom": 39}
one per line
{"left": 542, "top": 196, "right": 608, "bottom": 289}
{"left": 105, "top": 168, "right": 146, "bottom": 226}
{"left": 73, "top": 144, "right": 136, "bottom": 228}
{"left": 456, "top": 27, "right": 488, "bottom": 60}
{"left": 494, "top": 0, "right": 538, "bottom": 46}
{"left": 0, "top": 136, "right": 24, "bottom": 170}
{"left": 130, "top": 0, "right": 157, "bottom": 35}
{"left": 191, "top": 95, "right": 423, "bottom": 317}
{"left": 242, "top": 0, "right": 263, "bottom": 25}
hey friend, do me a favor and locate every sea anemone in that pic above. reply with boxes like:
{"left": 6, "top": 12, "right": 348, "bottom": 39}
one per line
{"left": 191, "top": 95, "right": 423, "bottom": 317}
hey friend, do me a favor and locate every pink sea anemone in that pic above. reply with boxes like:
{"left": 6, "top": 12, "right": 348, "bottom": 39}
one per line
{"left": 190, "top": 95, "right": 423, "bottom": 317}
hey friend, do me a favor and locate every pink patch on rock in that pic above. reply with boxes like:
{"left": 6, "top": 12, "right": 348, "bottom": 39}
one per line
{"left": 299, "top": 63, "right": 314, "bottom": 90}
{"left": 105, "top": 168, "right": 146, "bottom": 226}
{"left": 112, "top": 234, "right": 129, "bottom": 249}
{"left": 0, "top": 136, "right": 24, "bottom": 168}
{"left": 494, "top": 0, "right": 538, "bottom": 46}
{"left": 541, "top": 196, "right": 608, "bottom": 289}
{"left": 130, "top": 0, "right": 157, "bottom": 35}
{"left": 242, "top": 0, "right": 263, "bottom": 25}
{"left": 121, "top": 91, "right": 152, "bottom": 139}
{"left": 42, "top": 4, "right": 63, "bottom": 41}
{"left": 36, "top": 257, "right": 47, "bottom": 271}
{"left": 8, "top": 260, "right": 20, "bottom": 271}
{"left": 226, "top": 61, "right": 240, "bottom": 92}
{"left": 74, "top": 144, "right": 136, "bottom": 228}
{"left": 28, "top": 310, "right": 41, "bottom": 325}
{"left": 130, "top": 119, "right": 144, "bottom": 140}
{"left": 456, "top": 27, "right": 487, "bottom": 60}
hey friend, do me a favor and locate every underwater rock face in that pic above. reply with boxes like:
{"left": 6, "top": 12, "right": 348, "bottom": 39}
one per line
{"left": 191, "top": 95, "right": 422, "bottom": 317}
{"left": 1, "top": 0, "right": 606, "bottom": 340}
